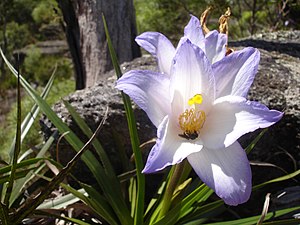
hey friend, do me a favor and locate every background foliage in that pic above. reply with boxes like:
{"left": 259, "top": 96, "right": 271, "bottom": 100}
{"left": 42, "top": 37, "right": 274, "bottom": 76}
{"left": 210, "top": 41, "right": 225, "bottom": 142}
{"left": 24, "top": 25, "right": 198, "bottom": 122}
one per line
{"left": 1, "top": 0, "right": 299, "bottom": 86}
{"left": 134, "top": 0, "right": 300, "bottom": 43}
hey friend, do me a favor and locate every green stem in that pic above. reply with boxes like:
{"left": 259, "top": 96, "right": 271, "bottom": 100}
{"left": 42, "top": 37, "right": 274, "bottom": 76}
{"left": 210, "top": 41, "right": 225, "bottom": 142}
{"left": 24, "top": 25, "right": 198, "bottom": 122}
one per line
{"left": 158, "top": 162, "right": 185, "bottom": 219}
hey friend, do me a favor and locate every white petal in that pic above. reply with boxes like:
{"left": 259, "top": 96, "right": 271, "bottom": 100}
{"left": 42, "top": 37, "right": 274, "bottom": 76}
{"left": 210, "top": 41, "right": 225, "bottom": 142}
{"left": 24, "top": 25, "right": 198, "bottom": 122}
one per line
{"left": 135, "top": 32, "right": 175, "bottom": 75}
{"left": 170, "top": 40, "right": 215, "bottom": 112}
{"left": 201, "top": 96, "right": 283, "bottom": 149}
{"left": 205, "top": 30, "right": 227, "bottom": 64}
{"left": 116, "top": 70, "right": 171, "bottom": 127}
{"left": 187, "top": 141, "right": 252, "bottom": 206}
{"left": 184, "top": 15, "right": 205, "bottom": 50}
{"left": 213, "top": 47, "right": 260, "bottom": 98}
{"left": 143, "top": 116, "right": 203, "bottom": 173}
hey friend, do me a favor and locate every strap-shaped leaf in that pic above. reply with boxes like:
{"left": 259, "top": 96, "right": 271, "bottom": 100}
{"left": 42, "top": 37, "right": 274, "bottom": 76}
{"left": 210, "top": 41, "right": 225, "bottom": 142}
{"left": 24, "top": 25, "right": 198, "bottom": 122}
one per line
{"left": 0, "top": 49, "right": 132, "bottom": 225}
{"left": 102, "top": 14, "right": 144, "bottom": 225}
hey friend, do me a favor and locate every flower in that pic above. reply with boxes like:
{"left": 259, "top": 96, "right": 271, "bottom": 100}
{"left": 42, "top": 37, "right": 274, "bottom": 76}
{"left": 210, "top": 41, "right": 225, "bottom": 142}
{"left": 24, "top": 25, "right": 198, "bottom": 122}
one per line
{"left": 116, "top": 25, "right": 283, "bottom": 206}
{"left": 136, "top": 15, "right": 227, "bottom": 75}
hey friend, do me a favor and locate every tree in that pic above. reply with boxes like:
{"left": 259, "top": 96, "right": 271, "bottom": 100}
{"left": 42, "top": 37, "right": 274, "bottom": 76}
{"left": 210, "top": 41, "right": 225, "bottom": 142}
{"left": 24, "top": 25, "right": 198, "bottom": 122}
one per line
{"left": 0, "top": 0, "right": 11, "bottom": 81}
{"left": 57, "top": 0, "right": 141, "bottom": 89}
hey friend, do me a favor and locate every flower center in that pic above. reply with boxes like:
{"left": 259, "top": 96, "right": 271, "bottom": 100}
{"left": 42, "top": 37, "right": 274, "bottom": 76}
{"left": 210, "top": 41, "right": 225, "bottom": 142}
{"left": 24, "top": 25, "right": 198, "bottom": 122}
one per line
{"left": 178, "top": 94, "right": 206, "bottom": 140}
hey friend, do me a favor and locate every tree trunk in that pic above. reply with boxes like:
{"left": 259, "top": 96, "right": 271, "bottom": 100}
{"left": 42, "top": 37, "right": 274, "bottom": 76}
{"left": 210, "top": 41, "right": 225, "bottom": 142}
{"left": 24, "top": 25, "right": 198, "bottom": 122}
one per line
{"left": 58, "top": 0, "right": 140, "bottom": 89}
{"left": 0, "top": 1, "right": 9, "bottom": 82}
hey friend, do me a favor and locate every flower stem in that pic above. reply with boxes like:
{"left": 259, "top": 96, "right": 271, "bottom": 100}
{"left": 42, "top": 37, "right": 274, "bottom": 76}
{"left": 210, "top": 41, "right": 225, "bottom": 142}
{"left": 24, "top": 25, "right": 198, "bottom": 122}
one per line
{"left": 158, "top": 161, "right": 186, "bottom": 219}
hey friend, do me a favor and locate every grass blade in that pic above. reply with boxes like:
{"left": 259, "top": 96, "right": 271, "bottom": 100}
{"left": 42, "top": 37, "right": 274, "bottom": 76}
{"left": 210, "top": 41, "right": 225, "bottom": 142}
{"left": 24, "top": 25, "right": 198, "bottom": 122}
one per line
{"left": 9, "top": 132, "right": 57, "bottom": 206}
{"left": 62, "top": 100, "right": 114, "bottom": 175}
{"left": 205, "top": 206, "right": 300, "bottom": 225}
{"left": 152, "top": 183, "right": 214, "bottom": 225}
{"left": 262, "top": 218, "right": 300, "bottom": 224}
{"left": 245, "top": 128, "right": 268, "bottom": 154}
{"left": 63, "top": 100, "right": 131, "bottom": 223}
{"left": 1, "top": 49, "right": 132, "bottom": 224}
{"left": 33, "top": 209, "right": 92, "bottom": 225}
{"left": 12, "top": 110, "right": 107, "bottom": 223}
{"left": 102, "top": 14, "right": 145, "bottom": 225}
{"left": 4, "top": 58, "right": 22, "bottom": 206}
{"left": 253, "top": 169, "right": 300, "bottom": 191}
{"left": 9, "top": 64, "right": 56, "bottom": 159}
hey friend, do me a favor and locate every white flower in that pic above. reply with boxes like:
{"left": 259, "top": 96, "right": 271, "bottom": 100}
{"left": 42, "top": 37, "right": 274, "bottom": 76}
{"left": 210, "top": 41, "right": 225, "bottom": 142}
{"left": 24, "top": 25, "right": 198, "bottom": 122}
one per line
{"left": 116, "top": 18, "right": 283, "bottom": 206}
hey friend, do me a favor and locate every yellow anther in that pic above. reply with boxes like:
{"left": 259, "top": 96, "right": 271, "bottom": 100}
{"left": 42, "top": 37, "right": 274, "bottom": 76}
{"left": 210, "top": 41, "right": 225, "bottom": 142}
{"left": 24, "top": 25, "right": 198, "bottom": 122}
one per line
{"left": 188, "top": 98, "right": 194, "bottom": 106}
{"left": 193, "top": 94, "right": 203, "bottom": 104}
{"left": 179, "top": 94, "right": 205, "bottom": 140}
{"left": 188, "top": 94, "right": 203, "bottom": 106}
{"left": 179, "top": 108, "right": 206, "bottom": 135}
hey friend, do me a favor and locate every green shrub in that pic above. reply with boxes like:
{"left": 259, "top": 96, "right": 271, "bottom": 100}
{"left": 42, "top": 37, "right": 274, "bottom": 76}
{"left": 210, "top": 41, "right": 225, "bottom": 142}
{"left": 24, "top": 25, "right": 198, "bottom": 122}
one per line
{"left": 23, "top": 45, "right": 73, "bottom": 85}
{"left": 32, "top": 0, "right": 59, "bottom": 25}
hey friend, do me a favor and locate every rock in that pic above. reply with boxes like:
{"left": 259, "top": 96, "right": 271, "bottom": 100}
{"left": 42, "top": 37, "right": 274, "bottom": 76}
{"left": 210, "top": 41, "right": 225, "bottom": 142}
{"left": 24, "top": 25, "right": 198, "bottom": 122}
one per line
{"left": 40, "top": 56, "right": 158, "bottom": 185}
{"left": 229, "top": 30, "right": 300, "bottom": 58}
{"left": 230, "top": 31, "right": 300, "bottom": 184}
{"left": 40, "top": 31, "right": 300, "bottom": 197}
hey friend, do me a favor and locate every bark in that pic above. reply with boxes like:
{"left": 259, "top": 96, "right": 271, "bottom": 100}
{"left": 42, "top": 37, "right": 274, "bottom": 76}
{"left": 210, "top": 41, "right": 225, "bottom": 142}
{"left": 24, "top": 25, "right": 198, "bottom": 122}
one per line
{"left": 58, "top": 0, "right": 140, "bottom": 89}
{"left": 0, "top": 1, "right": 8, "bottom": 81}
{"left": 57, "top": 0, "right": 85, "bottom": 89}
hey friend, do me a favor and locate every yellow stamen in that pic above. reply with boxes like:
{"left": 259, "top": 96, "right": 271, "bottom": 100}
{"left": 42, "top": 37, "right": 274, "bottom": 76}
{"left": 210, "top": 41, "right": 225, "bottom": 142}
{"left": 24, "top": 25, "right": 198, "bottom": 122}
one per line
{"left": 179, "top": 108, "right": 206, "bottom": 134}
{"left": 188, "top": 94, "right": 203, "bottom": 105}
{"left": 193, "top": 94, "right": 203, "bottom": 104}
{"left": 179, "top": 94, "right": 206, "bottom": 139}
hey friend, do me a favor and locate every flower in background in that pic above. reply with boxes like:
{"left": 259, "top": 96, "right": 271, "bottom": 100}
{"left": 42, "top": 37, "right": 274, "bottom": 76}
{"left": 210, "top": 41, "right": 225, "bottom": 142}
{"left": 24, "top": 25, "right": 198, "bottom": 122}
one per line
{"left": 116, "top": 19, "right": 283, "bottom": 206}
{"left": 136, "top": 15, "right": 227, "bottom": 75}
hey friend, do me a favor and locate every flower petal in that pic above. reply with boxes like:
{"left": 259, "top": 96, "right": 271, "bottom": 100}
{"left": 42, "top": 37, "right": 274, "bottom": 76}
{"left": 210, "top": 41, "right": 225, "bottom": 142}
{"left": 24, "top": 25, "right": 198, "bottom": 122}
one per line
{"left": 184, "top": 15, "right": 205, "bottom": 50}
{"left": 143, "top": 116, "right": 203, "bottom": 173}
{"left": 205, "top": 30, "right": 227, "bottom": 64}
{"left": 213, "top": 47, "right": 260, "bottom": 98}
{"left": 187, "top": 141, "right": 252, "bottom": 206}
{"left": 116, "top": 70, "right": 171, "bottom": 127}
{"left": 201, "top": 96, "right": 283, "bottom": 149}
{"left": 170, "top": 40, "right": 215, "bottom": 112}
{"left": 135, "top": 32, "right": 176, "bottom": 75}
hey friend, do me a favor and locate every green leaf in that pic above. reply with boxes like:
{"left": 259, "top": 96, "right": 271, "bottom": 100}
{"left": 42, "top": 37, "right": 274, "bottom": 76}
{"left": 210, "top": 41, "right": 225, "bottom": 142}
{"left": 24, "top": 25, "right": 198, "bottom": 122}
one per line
{"left": 37, "top": 188, "right": 86, "bottom": 210}
{"left": 0, "top": 158, "right": 46, "bottom": 175}
{"left": 245, "top": 128, "right": 267, "bottom": 154}
{"left": 1, "top": 48, "right": 132, "bottom": 225}
{"left": 8, "top": 64, "right": 56, "bottom": 159}
{"left": 178, "top": 200, "right": 224, "bottom": 224}
{"left": 152, "top": 183, "right": 215, "bottom": 225}
{"left": 4, "top": 57, "right": 22, "bottom": 207}
{"left": 40, "top": 175, "right": 120, "bottom": 225}
{"left": 62, "top": 100, "right": 129, "bottom": 218}
{"left": 102, "top": 14, "right": 144, "bottom": 225}
{"left": 205, "top": 206, "right": 300, "bottom": 225}
{"left": 0, "top": 167, "right": 39, "bottom": 184}
{"left": 34, "top": 209, "right": 92, "bottom": 225}
{"left": 9, "top": 132, "right": 57, "bottom": 206}
{"left": 62, "top": 100, "right": 115, "bottom": 177}
{"left": 58, "top": 216, "right": 92, "bottom": 225}
{"left": 80, "top": 183, "right": 119, "bottom": 225}
{"left": 56, "top": 216, "right": 92, "bottom": 225}
{"left": 253, "top": 170, "right": 300, "bottom": 190}
{"left": 262, "top": 218, "right": 300, "bottom": 224}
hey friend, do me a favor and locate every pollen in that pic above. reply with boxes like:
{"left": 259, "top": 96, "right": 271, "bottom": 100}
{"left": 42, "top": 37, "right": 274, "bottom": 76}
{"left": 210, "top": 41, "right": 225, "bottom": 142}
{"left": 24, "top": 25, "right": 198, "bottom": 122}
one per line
{"left": 179, "top": 94, "right": 206, "bottom": 139}
{"left": 188, "top": 94, "right": 203, "bottom": 105}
